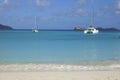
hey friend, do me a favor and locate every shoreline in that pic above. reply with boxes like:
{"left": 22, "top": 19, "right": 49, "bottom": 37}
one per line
{"left": 0, "top": 63, "right": 120, "bottom": 72}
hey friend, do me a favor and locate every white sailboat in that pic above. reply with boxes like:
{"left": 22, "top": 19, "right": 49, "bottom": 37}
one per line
{"left": 32, "top": 16, "right": 38, "bottom": 33}
{"left": 84, "top": 0, "right": 99, "bottom": 34}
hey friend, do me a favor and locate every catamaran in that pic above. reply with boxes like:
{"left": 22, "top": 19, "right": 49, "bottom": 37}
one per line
{"left": 84, "top": 0, "right": 99, "bottom": 34}
{"left": 32, "top": 16, "right": 38, "bottom": 33}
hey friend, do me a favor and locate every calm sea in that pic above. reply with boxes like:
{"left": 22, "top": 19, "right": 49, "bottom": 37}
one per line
{"left": 0, "top": 30, "right": 120, "bottom": 71}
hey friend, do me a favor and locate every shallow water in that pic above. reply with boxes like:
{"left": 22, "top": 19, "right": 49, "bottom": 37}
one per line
{"left": 0, "top": 30, "right": 120, "bottom": 65}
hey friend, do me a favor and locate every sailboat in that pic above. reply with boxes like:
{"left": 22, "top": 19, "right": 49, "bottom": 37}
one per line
{"left": 84, "top": 0, "right": 99, "bottom": 34}
{"left": 32, "top": 16, "right": 38, "bottom": 33}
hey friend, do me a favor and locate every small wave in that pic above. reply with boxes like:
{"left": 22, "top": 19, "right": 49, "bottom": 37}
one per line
{"left": 0, "top": 63, "right": 120, "bottom": 72}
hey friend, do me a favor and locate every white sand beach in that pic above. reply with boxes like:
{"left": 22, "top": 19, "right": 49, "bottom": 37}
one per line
{"left": 0, "top": 71, "right": 120, "bottom": 80}
{"left": 0, "top": 64, "right": 120, "bottom": 80}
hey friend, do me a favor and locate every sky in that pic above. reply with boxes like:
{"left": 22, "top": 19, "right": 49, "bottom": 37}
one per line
{"left": 0, "top": 0, "right": 120, "bottom": 29}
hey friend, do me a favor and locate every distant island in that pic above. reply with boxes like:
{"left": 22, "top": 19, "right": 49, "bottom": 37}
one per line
{"left": 0, "top": 24, "right": 13, "bottom": 30}
{"left": 74, "top": 26, "right": 86, "bottom": 30}
{"left": 96, "top": 27, "right": 120, "bottom": 31}
{"left": 74, "top": 26, "right": 120, "bottom": 31}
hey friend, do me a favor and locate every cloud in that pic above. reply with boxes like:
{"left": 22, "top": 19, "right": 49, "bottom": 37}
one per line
{"left": 71, "top": 0, "right": 87, "bottom": 17}
{"left": 102, "top": 6, "right": 110, "bottom": 11}
{"left": 77, "top": 0, "right": 86, "bottom": 5}
{"left": 116, "top": 11, "right": 120, "bottom": 14}
{"left": 96, "top": 5, "right": 110, "bottom": 16}
{"left": 115, "top": 0, "right": 120, "bottom": 14}
{"left": 35, "top": 0, "right": 52, "bottom": 7}
{"left": 56, "top": 0, "right": 88, "bottom": 17}
{"left": 102, "top": 0, "right": 120, "bottom": 15}
{"left": 97, "top": 0, "right": 120, "bottom": 16}
{"left": 0, "top": 0, "right": 21, "bottom": 10}
{"left": 39, "top": 16, "right": 51, "bottom": 21}
{"left": 0, "top": 0, "right": 9, "bottom": 10}
{"left": 73, "top": 8, "right": 88, "bottom": 16}
{"left": 117, "top": 0, "right": 120, "bottom": 9}
{"left": 57, "top": 8, "right": 88, "bottom": 17}
{"left": 3, "top": 0, "right": 9, "bottom": 4}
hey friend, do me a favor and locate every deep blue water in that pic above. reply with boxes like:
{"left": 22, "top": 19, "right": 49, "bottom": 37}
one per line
{"left": 0, "top": 30, "right": 120, "bottom": 64}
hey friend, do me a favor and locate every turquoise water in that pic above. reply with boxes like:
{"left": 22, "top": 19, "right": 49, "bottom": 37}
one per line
{"left": 0, "top": 30, "right": 120, "bottom": 65}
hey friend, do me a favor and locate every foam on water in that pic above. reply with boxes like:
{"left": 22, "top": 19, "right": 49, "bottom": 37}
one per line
{"left": 0, "top": 63, "right": 120, "bottom": 72}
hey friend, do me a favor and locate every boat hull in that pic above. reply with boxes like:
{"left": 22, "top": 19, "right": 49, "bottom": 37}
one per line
{"left": 32, "top": 29, "right": 38, "bottom": 33}
{"left": 84, "top": 28, "right": 99, "bottom": 34}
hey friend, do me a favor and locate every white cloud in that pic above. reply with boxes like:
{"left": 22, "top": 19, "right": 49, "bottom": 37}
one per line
{"left": 59, "top": 8, "right": 88, "bottom": 17}
{"left": 4, "top": 0, "right": 9, "bottom": 4}
{"left": 99, "top": 0, "right": 120, "bottom": 15}
{"left": 0, "top": 0, "right": 9, "bottom": 9}
{"left": 96, "top": 13, "right": 104, "bottom": 17}
{"left": 77, "top": 0, "right": 86, "bottom": 5}
{"left": 0, "top": 0, "right": 20, "bottom": 10}
{"left": 116, "top": 11, "right": 120, "bottom": 14}
{"left": 117, "top": 0, "right": 120, "bottom": 9}
{"left": 72, "top": 0, "right": 87, "bottom": 16}
{"left": 102, "top": 5, "right": 110, "bottom": 11}
{"left": 36, "top": 0, "right": 52, "bottom": 7}
{"left": 115, "top": 0, "right": 120, "bottom": 14}
{"left": 96, "top": 5, "right": 110, "bottom": 17}
{"left": 40, "top": 16, "right": 51, "bottom": 21}
{"left": 74, "top": 8, "right": 88, "bottom": 16}
{"left": 56, "top": 0, "right": 88, "bottom": 17}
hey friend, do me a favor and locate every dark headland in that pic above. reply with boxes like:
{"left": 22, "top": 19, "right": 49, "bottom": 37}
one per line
{"left": 0, "top": 24, "right": 13, "bottom": 30}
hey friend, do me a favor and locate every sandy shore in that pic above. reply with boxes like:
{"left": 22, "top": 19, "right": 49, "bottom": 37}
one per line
{"left": 0, "top": 71, "right": 120, "bottom": 80}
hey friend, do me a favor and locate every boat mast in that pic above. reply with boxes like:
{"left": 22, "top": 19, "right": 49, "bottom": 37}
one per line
{"left": 35, "top": 16, "right": 38, "bottom": 29}
{"left": 91, "top": 0, "right": 94, "bottom": 28}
